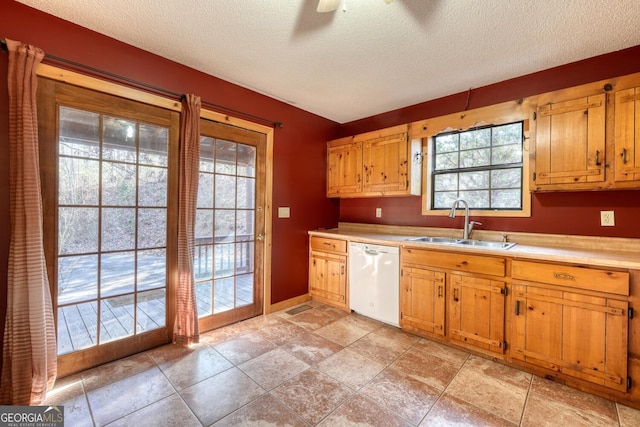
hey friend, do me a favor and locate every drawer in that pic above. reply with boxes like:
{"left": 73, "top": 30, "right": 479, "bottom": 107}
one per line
{"left": 512, "top": 260, "right": 629, "bottom": 296}
{"left": 401, "top": 248, "right": 505, "bottom": 277}
{"left": 310, "top": 236, "right": 347, "bottom": 254}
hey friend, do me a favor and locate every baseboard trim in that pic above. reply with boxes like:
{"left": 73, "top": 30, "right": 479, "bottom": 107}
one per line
{"left": 267, "top": 294, "right": 311, "bottom": 314}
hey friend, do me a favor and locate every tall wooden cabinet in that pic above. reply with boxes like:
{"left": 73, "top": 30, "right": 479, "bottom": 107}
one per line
{"left": 308, "top": 236, "right": 348, "bottom": 310}
{"left": 511, "top": 260, "right": 630, "bottom": 392}
{"left": 326, "top": 124, "right": 421, "bottom": 198}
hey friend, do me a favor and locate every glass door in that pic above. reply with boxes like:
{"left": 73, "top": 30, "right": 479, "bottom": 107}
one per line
{"left": 38, "top": 79, "right": 179, "bottom": 375}
{"left": 195, "top": 119, "right": 266, "bottom": 330}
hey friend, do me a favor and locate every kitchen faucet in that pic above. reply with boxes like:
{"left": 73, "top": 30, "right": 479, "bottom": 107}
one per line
{"left": 449, "top": 198, "right": 482, "bottom": 239}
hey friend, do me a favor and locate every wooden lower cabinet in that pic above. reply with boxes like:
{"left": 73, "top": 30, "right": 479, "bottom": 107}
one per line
{"left": 309, "top": 237, "right": 348, "bottom": 310}
{"left": 400, "top": 266, "right": 445, "bottom": 337}
{"left": 449, "top": 274, "right": 506, "bottom": 354}
{"left": 511, "top": 283, "right": 629, "bottom": 392}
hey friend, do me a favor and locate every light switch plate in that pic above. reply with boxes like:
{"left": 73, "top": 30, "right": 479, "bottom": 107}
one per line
{"left": 375, "top": 207, "right": 382, "bottom": 218}
{"left": 278, "top": 207, "right": 290, "bottom": 218}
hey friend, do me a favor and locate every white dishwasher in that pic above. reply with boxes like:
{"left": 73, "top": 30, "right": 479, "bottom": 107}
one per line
{"left": 349, "top": 242, "right": 400, "bottom": 327}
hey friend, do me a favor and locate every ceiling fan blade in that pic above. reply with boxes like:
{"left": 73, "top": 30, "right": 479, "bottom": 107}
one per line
{"left": 317, "top": 0, "right": 341, "bottom": 13}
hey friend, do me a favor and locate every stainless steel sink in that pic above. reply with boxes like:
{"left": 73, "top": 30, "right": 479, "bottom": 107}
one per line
{"left": 405, "top": 236, "right": 459, "bottom": 244}
{"left": 455, "top": 239, "right": 516, "bottom": 250}
{"left": 405, "top": 236, "right": 516, "bottom": 250}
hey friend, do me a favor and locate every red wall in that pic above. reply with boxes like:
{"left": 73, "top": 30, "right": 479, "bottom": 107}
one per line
{"left": 338, "top": 46, "right": 640, "bottom": 238}
{"left": 0, "top": 0, "right": 341, "bottom": 322}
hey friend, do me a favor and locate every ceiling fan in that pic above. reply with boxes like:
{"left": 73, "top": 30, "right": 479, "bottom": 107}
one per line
{"left": 317, "top": 0, "right": 394, "bottom": 13}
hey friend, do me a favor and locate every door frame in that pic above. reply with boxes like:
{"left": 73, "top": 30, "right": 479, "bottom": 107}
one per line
{"left": 35, "top": 65, "right": 274, "bottom": 329}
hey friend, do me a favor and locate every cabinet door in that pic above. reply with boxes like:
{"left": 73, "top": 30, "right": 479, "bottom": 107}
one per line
{"left": 400, "top": 266, "right": 445, "bottom": 337}
{"left": 449, "top": 274, "right": 506, "bottom": 354}
{"left": 512, "top": 284, "right": 628, "bottom": 392}
{"left": 309, "top": 250, "right": 347, "bottom": 309}
{"left": 614, "top": 86, "right": 640, "bottom": 183}
{"left": 327, "top": 139, "right": 362, "bottom": 197}
{"left": 362, "top": 132, "right": 409, "bottom": 194}
{"left": 533, "top": 93, "right": 606, "bottom": 189}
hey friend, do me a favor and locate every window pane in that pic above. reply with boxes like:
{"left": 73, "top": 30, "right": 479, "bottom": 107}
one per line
{"left": 194, "top": 245, "right": 213, "bottom": 280}
{"left": 215, "top": 175, "right": 236, "bottom": 209}
{"left": 138, "top": 249, "right": 166, "bottom": 291}
{"left": 100, "top": 295, "right": 134, "bottom": 343}
{"left": 435, "top": 134, "right": 458, "bottom": 153}
{"left": 236, "top": 210, "right": 254, "bottom": 241}
{"left": 236, "top": 177, "right": 255, "bottom": 209}
{"left": 59, "top": 157, "right": 99, "bottom": 205}
{"left": 434, "top": 191, "right": 458, "bottom": 208}
{"left": 435, "top": 152, "right": 458, "bottom": 170}
{"left": 214, "top": 244, "right": 235, "bottom": 278}
{"left": 237, "top": 242, "right": 254, "bottom": 274}
{"left": 459, "top": 171, "right": 489, "bottom": 190}
{"left": 492, "top": 168, "right": 521, "bottom": 189}
{"left": 434, "top": 173, "right": 458, "bottom": 192}
{"left": 58, "top": 302, "right": 97, "bottom": 355}
{"left": 459, "top": 190, "right": 489, "bottom": 208}
{"left": 101, "top": 251, "right": 135, "bottom": 297}
{"left": 460, "top": 128, "right": 490, "bottom": 150}
{"left": 138, "top": 166, "right": 167, "bottom": 206}
{"left": 103, "top": 117, "right": 137, "bottom": 163}
{"left": 58, "top": 255, "right": 98, "bottom": 304}
{"left": 59, "top": 107, "right": 99, "bottom": 158}
{"left": 216, "top": 139, "right": 236, "bottom": 175}
{"left": 199, "top": 137, "right": 215, "bottom": 172}
{"left": 236, "top": 274, "right": 253, "bottom": 307}
{"left": 214, "top": 277, "right": 234, "bottom": 314}
{"left": 492, "top": 122, "right": 523, "bottom": 146}
{"left": 102, "top": 208, "right": 135, "bottom": 251}
{"left": 215, "top": 210, "right": 235, "bottom": 243}
{"left": 139, "top": 124, "right": 168, "bottom": 166}
{"left": 492, "top": 189, "right": 522, "bottom": 209}
{"left": 237, "top": 144, "right": 256, "bottom": 177}
{"left": 102, "top": 162, "right": 136, "bottom": 206}
{"left": 195, "top": 209, "right": 213, "bottom": 239}
{"left": 492, "top": 144, "right": 522, "bottom": 165}
{"left": 59, "top": 207, "right": 98, "bottom": 255}
{"left": 460, "top": 148, "right": 490, "bottom": 168}
{"left": 137, "top": 289, "right": 165, "bottom": 332}
{"left": 138, "top": 208, "right": 166, "bottom": 248}
{"left": 197, "top": 172, "right": 214, "bottom": 208}
{"left": 197, "top": 281, "right": 213, "bottom": 317}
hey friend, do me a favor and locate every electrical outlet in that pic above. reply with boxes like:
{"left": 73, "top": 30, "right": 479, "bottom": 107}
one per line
{"left": 600, "top": 210, "right": 615, "bottom": 226}
{"left": 375, "top": 207, "right": 382, "bottom": 218}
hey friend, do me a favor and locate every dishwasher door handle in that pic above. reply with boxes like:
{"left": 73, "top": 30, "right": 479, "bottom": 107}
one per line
{"left": 364, "top": 249, "right": 382, "bottom": 256}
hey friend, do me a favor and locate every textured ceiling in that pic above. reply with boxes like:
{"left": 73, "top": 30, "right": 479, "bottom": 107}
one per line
{"left": 16, "top": 0, "right": 640, "bottom": 123}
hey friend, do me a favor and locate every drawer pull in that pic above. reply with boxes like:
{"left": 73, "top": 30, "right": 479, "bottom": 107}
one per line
{"left": 453, "top": 288, "right": 459, "bottom": 302}
{"left": 515, "top": 300, "right": 521, "bottom": 316}
{"left": 437, "top": 285, "right": 443, "bottom": 298}
{"left": 553, "top": 273, "right": 575, "bottom": 280}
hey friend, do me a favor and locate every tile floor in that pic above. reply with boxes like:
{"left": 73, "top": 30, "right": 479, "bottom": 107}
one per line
{"left": 44, "top": 301, "right": 640, "bottom": 426}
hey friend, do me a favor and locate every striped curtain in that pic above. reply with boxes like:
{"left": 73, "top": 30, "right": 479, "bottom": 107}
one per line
{"left": 174, "top": 94, "right": 201, "bottom": 346}
{"left": 0, "top": 39, "right": 57, "bottom": 405}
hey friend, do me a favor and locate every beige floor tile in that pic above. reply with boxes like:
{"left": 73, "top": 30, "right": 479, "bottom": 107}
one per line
{"left": 520, "top": 377, "right": 619, "bottom": 427}
{"left": 372, "top": 324, "right": 421, "bottom": 347}
{"left": 238, "top": 347, "right": 310, "bottom": 390}
{"left": 445, "top": 355, "right": 531, "bottom": 424}
{"left": 360, "top": 367, "right": 441, "bottom": 425}
{"left": 285, "top": 307, "right": 347, "bottom": 330}
{"left": 347, "top": 329, "right": 415, "bottom": 365}
{"left": 390, "top": 346, "right": 462, "bottom": 391}
{"left": 256, "top": 317, "right": 309, "bottom": 346}
{"left": 86, "top": 366, "right": 175, "bottom": 426}
{"left": 280, "top": 332, "right": 344, "bottom": 365}
{"left": 180, "top": 367, "right": 265, "bottom": 426}
{"left": 104, "top": 393, "right": 200, "bottom": 427}
{"left": 81, "top": 352, "right": 156, "bottom": 393}
{"left": 43, "top": 374, "right": 92, "bottom": 427}
{"left": 318, "top": 393, "right": 412, "bottom": 427}
{"left": 340, "top": 312, "right": 384, "bottom": 332}
{"left": 314, "top": 318, "right": 371, "bottom": 346}
{"left": 618, "top": 403, "right": 640, "bottom": 427}
{"left": 317, "top": 348, "right": 385, "bottom": 389}
{"left": 270, "top": 369, "right": 353, "bottom": 425}
{"left": 213, "top": 331, "right": 278, "bottom": 365}
{"left": 421, "top": 393, "right": 516, "bottom": 426}
{"left": 150, "top": 345, "right": 233, "bottom": 390}
{"left": 414, "top": 337, "right": 470, "bottom": 365}
{"left": 212, "top": 394, "right": 310, "bottom": 426}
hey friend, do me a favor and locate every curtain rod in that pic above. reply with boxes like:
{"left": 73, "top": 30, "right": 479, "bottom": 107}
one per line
{"left": 0, "top": 39, "right": 284, "bottom": 128}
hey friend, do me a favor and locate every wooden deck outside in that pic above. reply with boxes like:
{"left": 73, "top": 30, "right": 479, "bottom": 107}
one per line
{"left": 57, "top": 247, "right": 254, "bottom": 355}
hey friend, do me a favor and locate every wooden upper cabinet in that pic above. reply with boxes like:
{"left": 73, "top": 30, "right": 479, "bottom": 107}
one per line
{"left": 327, "top": 136, "right": 362, "bottom": 197}
{"left": 614, "top": 82, "right": 640, "bottom": 184}
{"left": 532, "top": 91, "right": 606, "bottom": 190}
{"left": 326, "top": 124, "right": 421, "bottom": 198}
